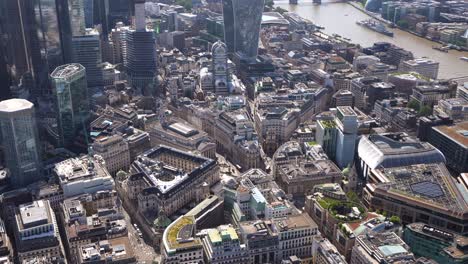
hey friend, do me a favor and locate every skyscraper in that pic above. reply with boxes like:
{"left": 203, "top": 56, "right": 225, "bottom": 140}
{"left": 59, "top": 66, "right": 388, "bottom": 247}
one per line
{"left": 222, "top": 0, "right": 264, "bottom": 60}
{"left": 50, "top": 64, "right": 90, "bottom": 147}
{"left": 335, "top": 106, "right": 358, "bottom": 169}
{"left": 69, "top": 0, "right": 86, "bottom": 36}
{"left": 0, "top": 99, "right": 42, "bottom": 187}
{"left": 72, "top": 28, "right": 103, "bottom": 89}
{"left": 126, "top": 0, "right": 157, "bottom": 95}
{"left": 0, "top": 0, "right": 73, "bottom": 96}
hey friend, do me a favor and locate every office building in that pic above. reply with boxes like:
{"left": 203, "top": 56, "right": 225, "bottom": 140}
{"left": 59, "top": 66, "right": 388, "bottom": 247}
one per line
{"left": 0, "top": 218, "right": 13, "bottom": 263}
{"left": 126, "top": 146, "right": 219, "bottom": 217}
{"left": 0, "top": 0, "right": 72, "bottom": 96}
{"left": 411, "top": 84, "right": 452, "bottom": 107}
{"left": 126, "top": 0, "right": 157, "bottom": 95}
{"left": 14, "top": 200, "right": 63, "bottom": 263}
{"left": 69, "top": 0, "right": 86, "bottom": 36}
{"left": 147, "top": 118, "right": 215, "bottom": 159}
{"left": 312, "top": 236, "right": 347, "bottom": 264}
{"left": 72, "top": 28, "right": 103, "bottom": 88}
{"left": 351, "top": 232, "right": 415, "bottom": 264}
{"left": 429, "top": 122, "right": 468, "bottom": 173}
{"left": 0, "top": 99, "right": 42, "bottom": 187}
{"left": 399, "top": 58, "right": 439, "bottom": 80}
{"left": 357, "top": 133, "right": 446, "bottom": 178}
{"left": 434, "top": 98, "right": 468, "bottom": 121}
{"left": 335, "top": 107, "right": 358, "bottom": 169}
{"left": 51, "top": 64, "right": 90, "bottom": 147}
{"left": 54, "top": 155, "right": 114, "bottom": 198}
{"left": 404, "top": 223, "right": 468, "bottom": 264}
{"left": 275, "top": 213, "right": 318, "bottom": 262}
{"left": 215, "top": 109, "right": 264, "bottom": 171}
{"left": 201, "top": 225, "right": 249, "bottom": 264}
{"left": 273, "top": 141, "right": 342, "bottom": 196}
{"left": 331, "top": 90, "right": 355, "bottom": 108}
{"left": 223, "top": 0, "right": 265, "bottom": 60}
{"left": 364, "top": 163, "right": 468, "bottom": 235}
{"left": 162, "top": 216, "right": 204, "bottom": 264}
{"left": 239, "top": 220, "right": 279, "bottom": 264}
{"left": 91, "top": 134, "right": 131, "bottom": 175}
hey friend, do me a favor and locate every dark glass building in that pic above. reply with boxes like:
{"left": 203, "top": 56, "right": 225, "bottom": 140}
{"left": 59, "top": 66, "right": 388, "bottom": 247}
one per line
{"left": 0, "top": 0, "right": 72, "bottom": 97}
{"left": 222, "top": 0, "right": 264, "bottom": 61}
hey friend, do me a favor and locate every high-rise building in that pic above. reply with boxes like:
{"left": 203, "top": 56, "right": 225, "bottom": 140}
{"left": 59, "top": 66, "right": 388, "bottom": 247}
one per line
{"left": 223, "top": 0, "right": 264, "bottom": 60}
{"left": 72, "top": 28, "right": 103, "bottom": 88}
{"left": 0, "top": 99, "right": 42, "bottom": 187}
{"left": 126, "top": 0, "right": 157, "bottom": 95}
{"left": 69, "top": 0, "right": 86, "bottom": 36}
{"left": 335, "top": 107, "right": 358, "bottom": 169}
{"left": 50, "top": 64, "right": 90, "bottom": 147}
{"left": 0, "top": 0, "right": 73, "bottom": 96}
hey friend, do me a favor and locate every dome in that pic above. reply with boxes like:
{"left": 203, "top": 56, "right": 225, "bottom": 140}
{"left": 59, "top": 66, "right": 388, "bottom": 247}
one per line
{"left": 211, "top": 40, "right": 227, "bottom": 55}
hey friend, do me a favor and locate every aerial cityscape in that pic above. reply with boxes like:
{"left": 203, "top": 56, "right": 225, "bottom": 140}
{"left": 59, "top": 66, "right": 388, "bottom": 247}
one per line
{"left": 0, "top": 0, "right": 467, "bottom": 263}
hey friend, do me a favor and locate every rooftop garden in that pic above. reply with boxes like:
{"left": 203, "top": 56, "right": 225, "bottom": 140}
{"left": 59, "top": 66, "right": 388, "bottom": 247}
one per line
{"left": 316, "top": 192, "right": 366, "bottom": 222}
{"left": 319, "top": 120, "right": 336, "bottom": 129}
{"left": 166, "top": 216, "right": 201, "bottom": 250}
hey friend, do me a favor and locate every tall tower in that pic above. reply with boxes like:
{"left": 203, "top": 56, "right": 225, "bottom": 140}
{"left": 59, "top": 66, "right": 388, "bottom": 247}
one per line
{"left": 0, "top": 99, "right": 42, "bottom": 187}
{"left": 211, "top": 41, "right": 229, "bottom": 96}
{"left": 50, "top": 64, "right": 90, "bottom": 147}
{"left": 222, "top": 0, "right": 264, "bottom": 61}
{"left": 69, "top": 0, "right": 86, "bottom": 36}
{"left": 72, "top": 28, "right": 103, "bottom": 88}
{"left": 0, "top": 0, "right": 73, "bottom": 97}
{"left": 126, "top": 0, "right": 157, "bottom": 95}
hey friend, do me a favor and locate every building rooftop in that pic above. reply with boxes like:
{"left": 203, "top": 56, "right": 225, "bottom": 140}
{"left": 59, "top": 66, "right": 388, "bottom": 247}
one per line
{"left": 51, "top": 63, "right": 84, "bottom": 79}
{"left": 356, "top": 231, "right": 415, "bottom": 263}
{"left": 55, "top": 155, "right": 110, "bottom": 183}
{"left": 163, "top": 216, "right": 202, "bottom": 253}
{"left": 406, "top": 223, "right": 468, "bottom": 260}
{"left": 0, "top": 99, "right": 34, "bottom": 113}
{"left": 433, "top": 121, "right": 468, "bottom": 148}
{"left": 272, "top": 213, "right": 317, "bottom": 231}
{"left": 358, "top": 133, "right": 446, "bottom": 170}
{"left": 18, "top": 200, "right": 50, "bottom": 229}
{"left": 370, "top": 163, "right": 468, "bottom": 214}
{"left": 132, "top": 146, "right": 216, "bottom": 198}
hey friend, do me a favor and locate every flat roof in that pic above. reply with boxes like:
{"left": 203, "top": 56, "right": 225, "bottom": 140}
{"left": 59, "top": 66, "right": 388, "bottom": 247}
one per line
{"left": 0, "top": 99, "right": 33, "bottom": 113}
{"left": 433, "top": 121, "right": 468, "bottom": 148}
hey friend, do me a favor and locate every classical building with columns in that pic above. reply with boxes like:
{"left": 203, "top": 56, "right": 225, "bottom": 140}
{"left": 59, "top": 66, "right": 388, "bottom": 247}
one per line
{"left": 126, "top": 146, "right": 219, "bottom": 217}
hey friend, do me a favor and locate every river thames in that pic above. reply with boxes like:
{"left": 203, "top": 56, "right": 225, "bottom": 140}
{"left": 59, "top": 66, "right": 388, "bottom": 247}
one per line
{"left": 274, "top": 0, "right": 468, "bottom": 79}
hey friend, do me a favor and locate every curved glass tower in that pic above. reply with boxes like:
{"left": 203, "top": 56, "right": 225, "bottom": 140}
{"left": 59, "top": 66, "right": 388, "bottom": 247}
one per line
{"left": 365, "top": 0, "right": 383, "bottom": 12}
{"left": 223, "top": 0, "right": 265, "bottom": 60}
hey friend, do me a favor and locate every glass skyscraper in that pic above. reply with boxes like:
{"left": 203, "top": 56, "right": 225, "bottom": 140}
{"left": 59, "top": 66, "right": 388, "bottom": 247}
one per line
{"left": 50, "top": 64, "right": 90, "bottom": 147}
{"left": 0, "top": 99, "right": 42, "bottom": 187}
{"left": 222, "top": 0, "right": 265, "bottom": 60}
{"left": 0, "top": 0, "right": 72, "bottom": 96}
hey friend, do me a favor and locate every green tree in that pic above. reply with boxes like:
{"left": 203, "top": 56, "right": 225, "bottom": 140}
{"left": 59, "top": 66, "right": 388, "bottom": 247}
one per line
{"left": 397, "top": 19, "right": 409, "bottom": 29}
{"left": 419, "top": 105, "right": 432, "bottom": 116}
{"left": 389, "top": 215, "right": 401, "bottom": 224}
{"left": 265, "top": 0, "right": 275, "bottom": 9}
{"left": 407, "top": 99, "right": 420, "bottom": 111}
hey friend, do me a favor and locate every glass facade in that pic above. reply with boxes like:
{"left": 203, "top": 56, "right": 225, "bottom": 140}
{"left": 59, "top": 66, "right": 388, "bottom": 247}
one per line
{"left": 126, "top": 31, "right": 157, "bottom": 95}
{"left": 0, "top": 99, "right": 42, "bottom": 187}
{"left": 223, "top": 0, "right": 264, "bottom": 60}
{"left": 51, "top": 64, "right": 90, "bottom": 147}
{"left": 0, "top": 0, "right": 72, "bottom": 96}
